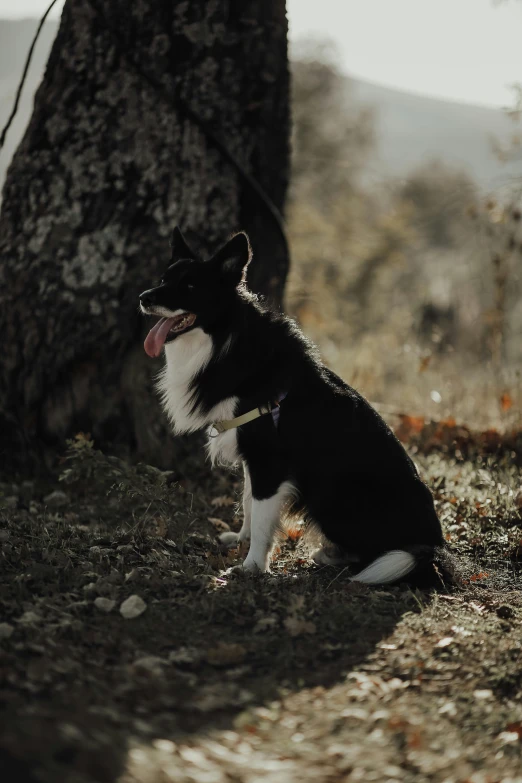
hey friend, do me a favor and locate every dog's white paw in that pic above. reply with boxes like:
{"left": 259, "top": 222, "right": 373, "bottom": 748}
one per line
{"left": 241, "top": 553, "right": 267, "bottom": 574}
{"left": 224, "top": 560, "right": 263, "bottom": 578}
{"left": 219, "top": 531, "right": 240, "bottom": 548}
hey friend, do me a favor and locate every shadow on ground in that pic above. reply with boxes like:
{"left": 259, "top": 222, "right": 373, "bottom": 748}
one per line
{"left": 1, "top": 555, "right": 428, "bottom": 782}
{"left": 1, "top": 443, "right": 520, "bottom": 782}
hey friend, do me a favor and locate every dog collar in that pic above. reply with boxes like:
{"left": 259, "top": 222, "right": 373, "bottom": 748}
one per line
{"left": 211, "top": 392, "right": 287, "bottom": 436}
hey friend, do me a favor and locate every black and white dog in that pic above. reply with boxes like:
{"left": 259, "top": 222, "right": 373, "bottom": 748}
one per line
{"left": 140, "top": 228, "right": 446, "bottom": 584}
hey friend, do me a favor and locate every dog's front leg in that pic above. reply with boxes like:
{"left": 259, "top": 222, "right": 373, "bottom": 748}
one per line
{"left": 239, "top": 466, "right": 252, "bottom": 555}
{"left": 242, "top": 481, "right": 294, "bottom": 573}
{"left": 220, "top": 464, "right": 252, "bottom": 552}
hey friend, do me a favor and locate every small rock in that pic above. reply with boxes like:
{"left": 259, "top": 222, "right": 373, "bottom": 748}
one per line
{"left": 0, "top": 623, "right": 14, "bottom": 639}
{"left": 169, "top": 647, "right": 203, "bottom": 667}
{"left": 3, "top": 496, "right": 18, "bottom": 510}
{"left": 438, "top": 701, "right": 457, "bottom": 717}
{"left": 498, "top": 730, "right": 520, "bottom": 744}
{"left": 59, "top": 723, "right": 84, "bottom": 741}
{"left": 0, "top": 530, "right": 10, "bottom": 542}
{"left": 18, "top": 611, "right": 42, "bottom": 624}
{"left": 153, "top": 739, "right": 176, "bottom": 753}
{"left": 43, "top": 490, "right": 69, "bottom": 507}
{"left": 94, "top": 597, "right": 116, "bottom": 613}
{"left": 473, "top": 689, "right": 493, "bottom": 700}
{"left": 120, "top": 594, "right": 147, "bottom": 619}
{"left": 133, "top": 656, "right": 165, "bottom": 674}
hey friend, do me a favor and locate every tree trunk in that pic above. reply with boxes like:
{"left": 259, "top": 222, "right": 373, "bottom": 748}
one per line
{"left": 0, "top": 0, "right": 289, "bottom": 472}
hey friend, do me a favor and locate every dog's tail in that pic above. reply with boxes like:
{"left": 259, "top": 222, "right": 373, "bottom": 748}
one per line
{"left": 351, "top": 545, "right": 457, "bottom": 587}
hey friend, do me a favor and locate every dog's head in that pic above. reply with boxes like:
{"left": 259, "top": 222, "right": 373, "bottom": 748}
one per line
{"left": 140, "top": 227, "right": 251, "bottom": 358}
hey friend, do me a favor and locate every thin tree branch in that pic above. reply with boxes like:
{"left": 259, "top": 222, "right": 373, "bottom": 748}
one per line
{"left": 0, "top": 0, "right": 60, "bottom": 152}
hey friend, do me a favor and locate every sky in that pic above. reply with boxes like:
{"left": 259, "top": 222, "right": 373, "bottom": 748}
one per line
{"left": 1, "top": 0, "right": 520, "bottom": 108}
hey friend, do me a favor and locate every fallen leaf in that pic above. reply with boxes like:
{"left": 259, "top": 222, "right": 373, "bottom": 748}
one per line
{"left": 506, "top": 722, "right": 522, "bottom": 738}
{"left": 395, "top": 414, "right": 425, "bottom": 443}
{"left": 211, "top": 496, "right": 235, "bottom": 507}
{"left": 208, "top": 517, "right": 230, "bottom": 532}
{"left": 469, "top": 572, "right": 489, "bottom": 581}
{"left": 169, "top": 647, "right": 203, "bottom": 667}
{"left": 439, "top": 417, "right": 457, "bottom": 428}
{"left": 133, "top": 656, "right": 166, "bottom": 674}
{"left": 388, "top": 715, "right": 410, "bottom": 730}
{"left": 253, "top": 616, "right": 278, "bottom": 633}
{"left": 284, "top": 616, "right": 316, "bottom": 636}
{"left": 286, "top": 527, "right": 303, "bottom": 541}
{"left": 500, "top": 392, "right": 513, "bottom": 412}
{"left": 153, "top": 517, "right": 168, "bottom": 538}
{"left": 407, "top": 728, "right": 423, "bottom": 749}
{"left": 206, "top": 642, "right": 247, "bottom": 667}
{"left": 418, "top": 355, "right": 432, "bottom": 373}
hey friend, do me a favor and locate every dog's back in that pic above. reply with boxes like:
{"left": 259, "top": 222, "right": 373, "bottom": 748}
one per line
{"left": 232, "top": 313, "right": 446, "bottom": 584}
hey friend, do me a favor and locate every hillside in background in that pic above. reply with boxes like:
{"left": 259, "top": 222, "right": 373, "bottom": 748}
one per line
{"left": 1, "top": 18, "right": 522, "bottom": 194}
{"left": 353, "top": 78, "right": 522, "bottom": 191}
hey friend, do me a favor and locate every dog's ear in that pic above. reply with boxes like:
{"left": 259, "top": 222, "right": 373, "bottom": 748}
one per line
{"left": 211, "top": 232, "right": 252, "bottom": 287}
{"left": 170, "top": 226, "right": 195, "bottom": 260}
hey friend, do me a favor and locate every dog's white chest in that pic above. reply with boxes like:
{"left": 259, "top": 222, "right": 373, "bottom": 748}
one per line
{"left": 156, "top": 329, "right": 240, "bottom": 465}
{"left": 157, "top": 329, "right": 214, "bottom": 434}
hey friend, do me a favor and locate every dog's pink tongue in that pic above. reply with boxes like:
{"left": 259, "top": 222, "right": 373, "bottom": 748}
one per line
{"left": 144, "top": 317, "right": 176, "bottom": 358}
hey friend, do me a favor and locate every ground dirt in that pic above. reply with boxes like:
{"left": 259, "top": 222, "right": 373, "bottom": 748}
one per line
{"left": 1, "top": 429, "right": 521, "bottom": 783}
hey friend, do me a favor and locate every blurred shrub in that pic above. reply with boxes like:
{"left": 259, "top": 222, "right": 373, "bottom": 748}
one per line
{"left": 398, "top": 161, "right": 477, "bottom": 248}
{"left": 286, "top": 41, "right": 522, "bottom": 427}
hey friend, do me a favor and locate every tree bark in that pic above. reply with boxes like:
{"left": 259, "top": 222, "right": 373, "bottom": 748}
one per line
{"left": 0, "top": 0, "right": 289, "bottom": 471}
